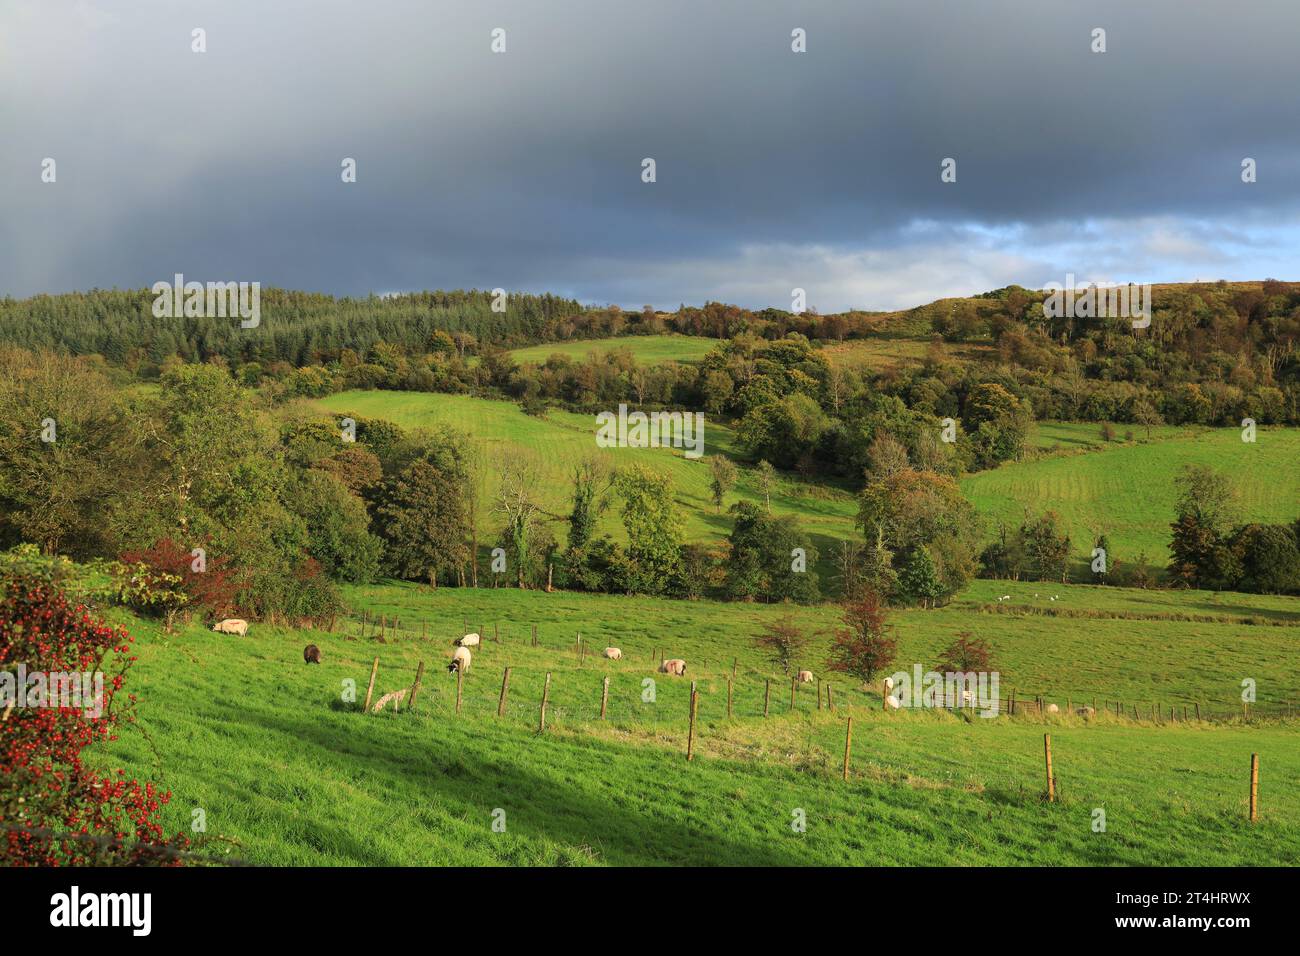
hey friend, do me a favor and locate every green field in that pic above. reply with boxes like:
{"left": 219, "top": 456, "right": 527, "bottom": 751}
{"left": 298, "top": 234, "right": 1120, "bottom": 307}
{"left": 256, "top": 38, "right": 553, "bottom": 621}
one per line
{"left": 93, "top": 581, "right": 1300, "bottom": 866}
{"left": 314, "top": 391, "right": 861, "bottom": 578}
{"left": 315, "top": 391, "right": 1300, "bottom": 586}
{"left": 962, "top": 426, "right": 1300, "bottom": 572}
{"left": 506, "top": 334, "right": 718, "bottom": 366}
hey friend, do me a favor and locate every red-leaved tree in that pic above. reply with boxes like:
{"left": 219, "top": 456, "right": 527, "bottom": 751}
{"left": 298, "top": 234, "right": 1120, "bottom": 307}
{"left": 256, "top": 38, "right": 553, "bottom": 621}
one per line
{"left": 0, "top": 574, "right": 189, "bottom": 865}
{"left": 119, "top": 537, "right": 240, "bottom": 623}
{"left": 826, "top": 592, "right": 897, "bottom": 687}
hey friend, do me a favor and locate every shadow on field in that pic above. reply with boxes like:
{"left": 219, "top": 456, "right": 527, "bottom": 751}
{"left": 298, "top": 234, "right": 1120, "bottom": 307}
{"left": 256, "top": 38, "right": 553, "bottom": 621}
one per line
{"left": 247, "top": 709, "right": 811, "bottom": 866}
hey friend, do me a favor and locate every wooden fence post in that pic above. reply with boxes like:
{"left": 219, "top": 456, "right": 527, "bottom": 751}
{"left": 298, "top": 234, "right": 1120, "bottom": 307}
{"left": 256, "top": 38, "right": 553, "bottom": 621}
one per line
{"left": 764, "top": 679, "right": 771, "bottom": 717}
{"left": 422, "top": 621, "right": 427, "bottom": 640}
{"left": 1044, "top": 733, "right": 1055, "bottom": 802}
{"left": 539, "top": 673, "right": 551, "bottom": 732}
{"left": 1195, "top": 701, "right": 1201, "bottom": 720}
{"left": 455, "top": 666, "right": 463, "bottom": 714}
{"left": 1250, "top": 753, "right": 1259, "bottom": 822}
{"left": 686, "top": 683, "right": 698, "bottom": 761}
{"left": 531, "top": 624, "right": 537, "bottom": 647}
{"left": 842, "top": 716, "right": 853, "bottom": 781}
{"left": 789, "top": 677, "right": 796, "bottom": 711}
{"left": 407, "top": 661, "right": 425, "bottom": 712}
{"left": 882, "top": 679, "right": 888, "bottom": 712}
{"left": 600, "top": 676, "right": 610, "bottom": 719}
{"left": 497, "top": 667, "right": 511, "bottom": 717}
{"left": 816, "top": 678, "right": 822, "bottom": 711}
{"left": 363, "top": 657, "right": 379, "bottom": 713}
{"left": 727, "top": 678, "right": 733, "bottom": 719}
{"left": 494, "top": 623, "right": 500, "bottom": 643}
{"left": 827, "top": 683, "right": 835, "bottom": 713}
{"left": 732, "top": 657, "right": 738, "bottom": 680}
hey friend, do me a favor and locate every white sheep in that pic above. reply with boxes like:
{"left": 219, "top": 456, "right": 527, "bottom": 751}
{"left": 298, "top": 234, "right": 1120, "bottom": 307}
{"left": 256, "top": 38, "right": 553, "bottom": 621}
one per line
{"left": 212, "top": 619, "right": 248, "bottom": 636}
{"left": 1046, "top": 703, "right": 1060, "bottom": 714}
{"left": 659, "top": 658, "right": 687, "bottom": 676}
{"left": 797, "top": 670, "right": 814, "bottom": 683}
{"left": 448, "top": 646, "right": 472, "bottom": 674}
{"left": 604, "top": 647, "right": 623, "bottom": 660}
{"left": 454, "top": 633, "right": 481, "bottom": 648}
{"left": 884, "top": 694, "right": 901, "bottom": 710}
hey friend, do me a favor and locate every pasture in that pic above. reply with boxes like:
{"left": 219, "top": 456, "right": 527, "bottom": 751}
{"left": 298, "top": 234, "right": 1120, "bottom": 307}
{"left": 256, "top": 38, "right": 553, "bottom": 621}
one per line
{"left": 962, "top": 426, "right": 1300, "bottom": 573}
{"left": 91, "top": 580, "right": 1300, "bottom": 866}
{"left": 314, "top": 390, "right": 861, "bottom": 578}
{"left": 316, "top": 390, "right": 1300, "bottom": 585}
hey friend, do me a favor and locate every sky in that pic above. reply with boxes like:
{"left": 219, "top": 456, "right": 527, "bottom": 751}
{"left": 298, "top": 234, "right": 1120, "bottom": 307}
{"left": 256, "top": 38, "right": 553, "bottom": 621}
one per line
{"left": 2, "top": 0, "right": 1299, "bottom": 311}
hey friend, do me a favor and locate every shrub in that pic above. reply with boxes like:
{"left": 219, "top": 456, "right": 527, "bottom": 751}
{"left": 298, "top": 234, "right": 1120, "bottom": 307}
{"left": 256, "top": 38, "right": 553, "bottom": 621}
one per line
{"left": 0, "top": 573, "right": 188, "bottom": 864}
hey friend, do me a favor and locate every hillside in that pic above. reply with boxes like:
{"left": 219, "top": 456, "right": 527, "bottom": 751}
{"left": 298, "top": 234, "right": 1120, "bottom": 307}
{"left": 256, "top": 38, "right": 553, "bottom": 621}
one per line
{"left": 962, "top": 426, "right": 1300, "bottom": 572}
{"left": 506, "top": 334, "right": 717, "bottom": 366}
{"left": 313, "top": 390, "right": 1300, "bottom": 583}
{"left": 313, "top": 390, "right": 862, "bottom": 576}
{"left": 92, "top": 581, "right": 1300, "bottom": 866}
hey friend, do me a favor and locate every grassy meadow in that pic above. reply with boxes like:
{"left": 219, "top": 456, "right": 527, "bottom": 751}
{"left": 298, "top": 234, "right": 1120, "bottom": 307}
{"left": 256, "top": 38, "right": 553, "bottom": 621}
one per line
{"left": 315, "top": 389, "right": 1300, "bottom": 584}
{"left": 93, "top": 580, "right": 1299, "bottom": 866}
{"left": 82, "top": 390, "right": 1294, "bottom": 866}
{"left": 962, "top": 426, "right": 1300, "bottom": 572}
{"left": 314, "top": 390, "right": 861, "bottom": 581}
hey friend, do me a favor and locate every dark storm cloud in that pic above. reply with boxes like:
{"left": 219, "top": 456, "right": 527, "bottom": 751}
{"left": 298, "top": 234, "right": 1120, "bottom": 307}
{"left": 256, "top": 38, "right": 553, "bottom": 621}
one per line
{"left": 2, "top": 0, "right": 1298, "bottom": 309}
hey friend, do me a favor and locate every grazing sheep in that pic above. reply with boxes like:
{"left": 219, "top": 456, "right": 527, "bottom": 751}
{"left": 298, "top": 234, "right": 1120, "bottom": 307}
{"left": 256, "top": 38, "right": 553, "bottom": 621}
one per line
{"left": 454, "top": 633, "right": 481, "bottom": 648}
{"left": 961, "top": 689, "right": 974, "bottom": 706}
{"left": 604, "top": 647, "right": 623, "bottom": 660}
{"left": 448, "top": 646, "right": 472, "bottom": 674}
{"left": 659, "top": 658, "right": 687, "bottom": 677}
{"left": 797, "top": 670, "right": 814, "bottom": 683}
{"left": 212, "top": 619, "right": 248, "bottom": 636}
{"left": 884, "top": 694, "right": 901, "bottom": 710}
{"left": 1046, "top": 703, "right": 1060, "bottom": 714}
{"left": 372, "top": 688, "right": 407, "bottom": 713}
{"left": 998, "top": 594, "right": 1011, "bottom": 602}
{"left": 1076, "top": 706, "right": 1096, "bottom": 717}
{"left": 303, "top": 644, "right": 321, "bottom": 664}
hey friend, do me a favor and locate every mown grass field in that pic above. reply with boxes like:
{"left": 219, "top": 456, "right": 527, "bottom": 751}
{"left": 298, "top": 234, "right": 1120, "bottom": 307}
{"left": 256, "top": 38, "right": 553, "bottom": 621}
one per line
{"left": 92, "top": 581, "right": 1300, "bottom": 866}
{"left": 962, "top": 426, "right": 1300, "bottom": 572}
{"left": 506, "top": 334, "right": 718, "bottom": 366}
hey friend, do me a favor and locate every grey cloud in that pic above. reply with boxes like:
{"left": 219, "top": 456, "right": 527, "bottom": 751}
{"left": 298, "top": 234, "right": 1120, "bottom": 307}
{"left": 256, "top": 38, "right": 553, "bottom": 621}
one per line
{"left": 2, "top": 0, "right": 1298, "bottom": 307}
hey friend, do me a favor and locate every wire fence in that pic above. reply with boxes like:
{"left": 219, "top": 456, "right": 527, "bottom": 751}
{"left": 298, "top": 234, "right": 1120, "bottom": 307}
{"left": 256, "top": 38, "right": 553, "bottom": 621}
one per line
{"left": 345, "top": 611, "right": 1300, "bottom": 729}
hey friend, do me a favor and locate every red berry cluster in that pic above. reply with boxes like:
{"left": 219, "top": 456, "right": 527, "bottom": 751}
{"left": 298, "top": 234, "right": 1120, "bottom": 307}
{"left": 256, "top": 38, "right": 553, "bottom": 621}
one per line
{"left": 0, "top": 574, "right": 190, "bottom": 865}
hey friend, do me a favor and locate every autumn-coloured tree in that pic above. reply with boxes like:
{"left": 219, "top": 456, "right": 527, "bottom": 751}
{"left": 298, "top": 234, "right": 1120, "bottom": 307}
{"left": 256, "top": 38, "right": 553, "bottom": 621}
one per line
{"left": 0, "top": 573, "right": 188, "bottom": 865}
{"left": 119, "top": 537, "right": 240, "bottom": 625}
{"left": 826, "top": 593, "right": 896, "bottom": 686}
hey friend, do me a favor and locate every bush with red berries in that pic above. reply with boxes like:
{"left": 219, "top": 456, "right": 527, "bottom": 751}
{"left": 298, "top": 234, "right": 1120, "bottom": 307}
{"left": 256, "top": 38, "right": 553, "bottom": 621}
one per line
{"left": 0, "top": 572, "right": 189, "bottom": 865}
